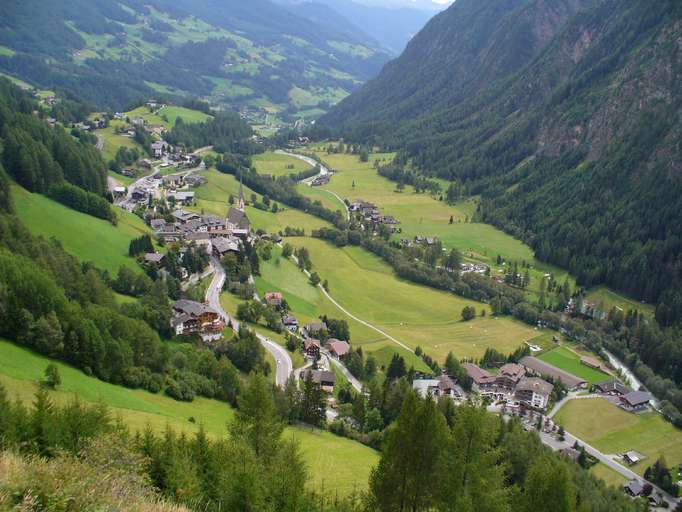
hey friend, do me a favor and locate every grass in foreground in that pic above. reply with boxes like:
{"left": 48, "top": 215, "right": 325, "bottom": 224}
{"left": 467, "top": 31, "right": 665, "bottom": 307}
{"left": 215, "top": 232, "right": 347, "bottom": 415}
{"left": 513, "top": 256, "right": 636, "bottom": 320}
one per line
{"left": 0, "top": 339, "right": 378, "bottom": 495}
{"left": 538, "top": 346, "right": 610, "bottom": 384}
{"left": 555, "top": 397, "right": 682, "bottom": 476}
{"left": 12, "top": 184, "right": 151, "bottom": 274}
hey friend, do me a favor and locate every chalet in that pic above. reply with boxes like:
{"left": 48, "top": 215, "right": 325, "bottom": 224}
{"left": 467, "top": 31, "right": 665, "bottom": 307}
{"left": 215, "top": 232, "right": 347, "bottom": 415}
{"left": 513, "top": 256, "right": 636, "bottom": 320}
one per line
{"left": 594, "top": 378, "right": 631, "bottom": 396}
{"left": 131, "top": 188, "right": 150, "bottom": 202}
{"left": 185, "top": 175, "right": 207, "bottom": 187}
{"left": 171, "top": 300, "right": 223, "bottom": 336}
{"left": 139, "top": 159, "right": 152, "bottom": 169}
{"left": 282, "top": 315, "right": 298, "bottom": 331}
{"left": 620, "top": 390, "right": 652, "bottom": 411}
{"left": 514, "top": 377, "right": 553, "bottom": 410}
{"left": 200, "top": 215, "right": 227, "bottom": 233}
{"left": 495, "top": 363, "right": 526, "bottom": 391}
{"left": 172, "top": 210, "right": 201, "bottom": 224}
{"left": 623, "top": 480, "right": 644, "bottom": 497}
{"left": 326, "top": 339, "right": 350, "bottom": 359}
{"left": 121, "top": 168, "right": 136, "bottom": 177}
{"left": 212, "top": 237, "right": 240, "bottom": 258}
{"left": 132, "top": 117, "right": 145, "bottom": 126}
{"left": 519, "top": 356, "right": 587, "bottom": 390}
{"left": 301, "top": 369, "right": 336, "bottom": 391}
{"left": 150, "top": 219, "right": 166, "bottom": 231}
{"left": 168, "top": 191, "right": 195, "bottom": 206}
{"left": 227, "top": 207, "right": 250, "bottom": 233}
{"left": 264, "top": 292, "right": 283, "bottom": 308}
{"left": 163, "top": 173, "right": 184, "bottom": 188}
{"left": 303, "top": 338, "right": 321, "bottom": 358}
{"left": 184, "top": 231, "right": 211, "bottom": 247}
{"left": 157, "top": 225, "right": 183, "bottom": 243}
{"left": 144, "top": 252, "right": 165, "bottom": 266}
{"left": 302, "top": 322, "right": 327, "bottom": 338}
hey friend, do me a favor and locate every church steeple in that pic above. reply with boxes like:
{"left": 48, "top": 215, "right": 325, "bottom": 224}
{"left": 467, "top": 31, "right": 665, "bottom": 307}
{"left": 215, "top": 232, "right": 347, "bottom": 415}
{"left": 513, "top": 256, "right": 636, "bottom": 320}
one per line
{"left": 237, "top": 176, "right": 245, "bottom": 211}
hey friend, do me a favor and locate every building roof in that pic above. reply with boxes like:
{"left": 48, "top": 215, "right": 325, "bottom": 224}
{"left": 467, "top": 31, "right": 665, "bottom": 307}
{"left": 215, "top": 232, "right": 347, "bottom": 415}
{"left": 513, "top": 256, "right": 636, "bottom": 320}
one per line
{"left": 622, "top": 390, "right": 652, "bottom": 407}
{"left": 515, "top": 377, "right": 553, "bottom": 397}
{"left": 499, "top": 363, "right": 525, "bottom": 382}
{"left": 594, "top": 378, "right": 631, "bottom": 395}
{"left": 144, "top": 252, "right": 165, "bottom": 263}
{"left": 150, "top": 219, "right": 166, "bottom": 230}
{"left": 304, "top": 322, "right": 327, "bottom": 333}
{"left": 624, "top": 480, "right": 643, "bottom": 496}
{"left": 172, "top": 300, "right": 218, "bottom": 318}
{"left": 412, "top": 379, "right": 440, "bottom": 397}
{"left": 282, "top": 314, "right": 298, "bottom": 325}
{"left": 519, "top": 356, "right": 586, "bottom": 389}
{"left": 462, "top": 363, "right": 495, "bottom": 385}
{"left": 172, "top": 209, "right": 200, "bottom": 223}
{"left": 227, "top": 207, "right": 250, "bottom": 230}
{"left": 303, "top": 338, "right": 321, "bottom": 350}
{"left": 264, "top": 292, "right": 283, "bottom": 302}
{"left": 327, "top": 339, "right": 350, "bottom": 357}
{"left": 212, "top": 237, "right": 239, "bottom": 254}
{"left": 301, "top": 369, "right": 336, "bottom": 385}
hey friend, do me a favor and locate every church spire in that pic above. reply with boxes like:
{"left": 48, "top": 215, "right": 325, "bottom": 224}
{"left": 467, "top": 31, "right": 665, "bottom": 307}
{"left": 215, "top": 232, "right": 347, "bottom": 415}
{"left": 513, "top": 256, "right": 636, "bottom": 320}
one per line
{"left": 237, "top": 176, "right": 245, "bottom": 211}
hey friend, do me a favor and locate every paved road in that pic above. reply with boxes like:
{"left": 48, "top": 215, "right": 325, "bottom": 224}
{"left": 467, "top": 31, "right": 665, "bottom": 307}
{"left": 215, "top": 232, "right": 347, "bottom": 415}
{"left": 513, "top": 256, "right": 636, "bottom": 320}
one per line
{"left": 205, "top": 257, "right": 293, "bottom": 387}
{"left": 95, "top": 134, "right": 104, "bottom": 151}
{"left": 323, "top": 349, "right": 362, "bottom": 392}
{"left": 275, "top": 150, "right": 350, "bottom": 220}
{"left": 106, "top": 175, "right": 122, "bottom": 193}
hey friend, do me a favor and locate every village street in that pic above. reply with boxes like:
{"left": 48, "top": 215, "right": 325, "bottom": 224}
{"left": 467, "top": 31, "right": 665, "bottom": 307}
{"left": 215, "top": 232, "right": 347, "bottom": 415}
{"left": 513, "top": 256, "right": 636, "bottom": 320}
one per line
{"left": 204, "top": 257, "right": 293, "bottom": 388}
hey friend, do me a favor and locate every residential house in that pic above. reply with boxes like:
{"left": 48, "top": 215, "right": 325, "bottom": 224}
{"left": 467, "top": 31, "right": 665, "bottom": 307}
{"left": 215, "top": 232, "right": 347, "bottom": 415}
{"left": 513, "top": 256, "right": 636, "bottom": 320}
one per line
{"left": 623, "top": 480, "right": 644, "bottom": 497}
{"left": 300, "top": 369, "right": 336, "bottom": 391}
{"left": 131, "top": 188, "right": 150, "bottom": 202}
{"left": 302, "top": 322, "right": 327, "bottom": 339}
{"left": 282, "top": 315, "right": 298, "bottom": 332}
{"left": 514, "top": 377, "right": 553, "bottom": 410}
{"left": 303, "top": 338, "right": 321, "bottom": 358}
{"left": 326, "top": 339, "right": 350, "bottom": 359}
{"left": 519, "top": 356, "right": 587, "bottom": 390}
{"left": 412, "top": 374, "right": 463, "bottom": 400}
{"left": 132, "top": 117, "right": 145, "bottom": 126}
{"left": 163, "top": 173, "right": 184, "bottom": 188}
{"left": 623, "top": 451, "right": 643, "bottom": 465}
{"left": 172, "top": 210, "right": 201, "bottom": 224}
{"left": 594, "top": 378, "right": 631, "bottom": 396}
{"left": 620, "top": 390, "right": 652, "bottom": 411}
{"left": 171, "top": 300, "right": 223, "bottom": 336}
{"left": 212, "top": 237, "right": 240, "bottom": 258}
{"left": 264, "top": 292, "right": 283, "bottom": 308}
{"left": 184, "top": 231, "right": 211, "bottom": 248}
{"left": 168, "top": 191, "right": 195, "bottom": 206}
{"left": 144, "top": 252, "right": 165, "bottom": 266}
{"left": 150, "top": 219, "right": 167, "bottom": 231}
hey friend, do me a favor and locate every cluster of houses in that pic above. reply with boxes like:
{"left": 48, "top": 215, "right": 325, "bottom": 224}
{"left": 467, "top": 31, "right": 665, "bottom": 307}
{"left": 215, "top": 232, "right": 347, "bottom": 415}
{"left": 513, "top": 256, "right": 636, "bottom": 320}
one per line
{"left": 401, "top": 235, "right": 439, "bottom": 247}
{"left": 349, "top": 200, "right": 400, "bottom": 230}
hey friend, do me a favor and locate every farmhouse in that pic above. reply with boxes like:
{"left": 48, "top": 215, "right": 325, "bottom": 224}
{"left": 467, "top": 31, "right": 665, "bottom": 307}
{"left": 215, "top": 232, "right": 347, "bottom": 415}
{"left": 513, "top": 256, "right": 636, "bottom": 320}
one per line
{"left": 264, "top": 292, "right": 283, "bottom": 307}
{"left": 144, "top": 252, "right": 165, "bottom": 266}
{"left": 514, "top": 377, "right": 553, "bottom": 410}
{"left": 301, "top": 369, "right": 336, "bottom": 391}
{"left": 302, "top": 322, "right": 327, "bottom": 338}
{"left": 163, "top": 173, "right": 184, "bottom": 188}
{"left": 620, "top": 390, "right": 652, "bottom": 411}
{"left": 594, "top": 378, "right": 631, "bottom": 396}
{"left": 151, "top": 141, "right": 170, "bottom": 158}
{"left": 519, "top": 356, "right": 587, "bottom": 390}
{"left": 172, "top": 210, "right": 201, "bottom": 224}
{"left": 303, "top": 338, "right": 321, "bottom": 358}
{"left": 171, "top": 300, "right": 223, "bottom": 336}
{"left": 623, "top": 480, "right": 644, "bottom": 497}
{"left": 326, "top": 339, "right": 350, "bottom": 358}
{"left": 168, "top": 191, "right": 195, "bottom": 206}
{"left": 282, "top": 315, "right": 298, "bottom": 331}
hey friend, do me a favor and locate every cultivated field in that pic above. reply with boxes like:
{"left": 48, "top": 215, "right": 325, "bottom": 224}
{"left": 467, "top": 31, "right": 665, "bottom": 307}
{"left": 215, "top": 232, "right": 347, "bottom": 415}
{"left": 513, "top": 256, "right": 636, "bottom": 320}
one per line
{"left": 12, "top": 184, "right": 152, "bottom": 274}
{"left": 0, "top": 339, "right": 378, "bottom": 495}
{"left": 555, "top": 397, "right": 682, "bottom": 476}
{"left": 538, "top": 346, "right": 610, "bottom": 384}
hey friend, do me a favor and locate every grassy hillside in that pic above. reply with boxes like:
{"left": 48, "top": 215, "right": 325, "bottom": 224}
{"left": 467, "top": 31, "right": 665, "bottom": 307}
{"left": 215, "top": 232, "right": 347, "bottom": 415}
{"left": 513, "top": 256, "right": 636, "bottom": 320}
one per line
{"left": 12, "top": 184, "right": 151, "bottom": 274}
{"left": 0, "top": 339, "right": 378, "bottom": 495}
{"left": 253, "top": 151, "right": 312, "bottom": 177}
{"left": 555, "top": 397, "right": 682, "bottom": 478}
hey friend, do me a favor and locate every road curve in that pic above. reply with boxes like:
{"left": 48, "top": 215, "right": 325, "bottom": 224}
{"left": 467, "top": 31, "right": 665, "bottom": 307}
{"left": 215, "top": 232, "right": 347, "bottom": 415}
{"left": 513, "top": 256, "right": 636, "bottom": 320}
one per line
{"left": 205, "top": 257, "right": 293, "bottom": 387}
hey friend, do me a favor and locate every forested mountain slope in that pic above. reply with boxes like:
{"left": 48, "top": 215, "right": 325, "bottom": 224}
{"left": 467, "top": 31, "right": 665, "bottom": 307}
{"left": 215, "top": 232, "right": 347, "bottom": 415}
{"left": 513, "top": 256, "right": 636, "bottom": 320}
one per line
{"left": 0, "top": 0, "right": 390, "bottom": 115}
{"left": 324, "top": 0, "right": 682, "bottom": 319}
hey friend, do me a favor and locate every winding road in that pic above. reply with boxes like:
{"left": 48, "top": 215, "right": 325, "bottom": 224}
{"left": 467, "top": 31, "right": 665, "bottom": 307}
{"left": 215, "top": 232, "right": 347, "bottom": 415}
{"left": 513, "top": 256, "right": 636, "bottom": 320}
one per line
{"left": 276, "top": 150, "right": 350, "bottom": 220}
{"left": 205, "top": 257, "right": 293, "bottom": 387}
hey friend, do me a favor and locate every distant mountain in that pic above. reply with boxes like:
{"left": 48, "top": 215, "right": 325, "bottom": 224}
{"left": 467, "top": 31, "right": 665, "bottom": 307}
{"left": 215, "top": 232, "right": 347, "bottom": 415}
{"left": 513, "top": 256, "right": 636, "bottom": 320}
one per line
{"left": 280, "top": 0, "right": 436, "bottom": 54}
{"left": 0, "top": 0, "right": 391, "bottom": 115}
{"left": 324, "top": 0, "right": 682, "bottom": 314}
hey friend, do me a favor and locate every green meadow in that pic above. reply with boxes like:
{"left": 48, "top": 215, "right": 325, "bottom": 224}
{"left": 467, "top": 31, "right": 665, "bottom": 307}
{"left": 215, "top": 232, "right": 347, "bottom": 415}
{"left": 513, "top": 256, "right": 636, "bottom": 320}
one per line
{"left": 585, "top": 286, "right": 655, "bottom": 318}
{"left": 253, "top": 151, "right": 312, "bottom": 177}
{"left": 12, "top": 184, "right": 151, "bottom": 274}
{"left": 126, "top": 105, "right": 211, "bottom": 129}
{"left": 0, "top": 339, "right": 378, "bottom": 495}
{"left": 95, "top": 120, "right": 141, "bottom": 166}
{"left": 538, "top": 346, "right": 610, "bottom": 384}
{"left": 288, "top": 237, "right": 546, "bottom": 363}
{"left": 555, "top": 397, "right": 682, "bottom": 477}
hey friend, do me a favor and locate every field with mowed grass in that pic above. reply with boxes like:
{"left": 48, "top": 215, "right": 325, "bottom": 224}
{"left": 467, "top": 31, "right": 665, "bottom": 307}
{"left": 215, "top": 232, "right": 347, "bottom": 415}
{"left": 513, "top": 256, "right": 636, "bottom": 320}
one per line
{"left": 555, "top": 398, "right": 682, "bottom": 476}
{"left": 95, "top": 120, "right": 143, "bottom": 167}
{"left": 126, "top": 105, "right": 212, "bottom": 129}
{"left": 538, "top": 346, "right": 610, "bottom": 384}
{"left": 0, "top": 339, "right": 378, "bottom": 495}
{"left": 12, "top": 184, "right": 152, "bottom": 274}
{"left": 191, "top": 169, "right": 330, "bottom": 234}
{"left": 297, "top": 183, "right": 347, "bottom": 213}
{"left": 307, "top": 146, "right": 575, "bottom": 300}
{"left": 585, "top": 286, "right": 655, "bottom": 318}
{"left": 290, "top": 237, "right": 548, "bottom": 363}
{"left": 589, "top": 463, "right": 629, "bottom": 488}
{"left": 253, "top": 151, "right": 312, "bottom": 177}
